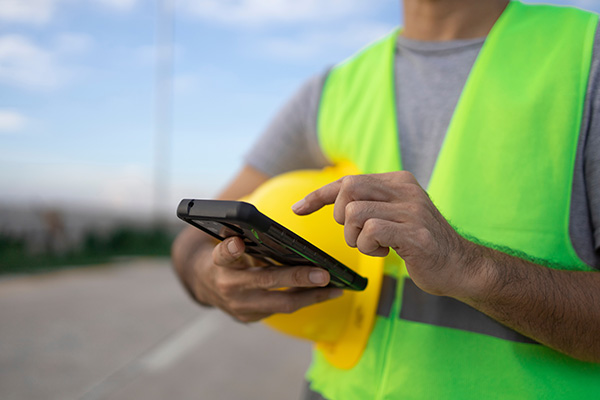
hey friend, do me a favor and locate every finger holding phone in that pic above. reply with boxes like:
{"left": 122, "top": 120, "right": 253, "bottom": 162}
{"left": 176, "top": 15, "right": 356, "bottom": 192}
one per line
{"left": 176, "top": 229, "right": 343, "bottom": 323}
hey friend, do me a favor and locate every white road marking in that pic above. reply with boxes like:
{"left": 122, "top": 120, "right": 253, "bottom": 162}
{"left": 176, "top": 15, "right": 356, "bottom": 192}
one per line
{"left": 140, "top": 311, "right": 223, "bottom": 373}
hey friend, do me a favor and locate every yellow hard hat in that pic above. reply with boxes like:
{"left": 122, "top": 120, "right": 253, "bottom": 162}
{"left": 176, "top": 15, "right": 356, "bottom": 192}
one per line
{"left": 242, "top": 162, "right": 384, "bottom": 370}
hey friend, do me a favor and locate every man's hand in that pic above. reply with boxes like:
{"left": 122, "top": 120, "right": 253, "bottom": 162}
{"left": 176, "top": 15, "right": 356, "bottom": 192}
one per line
{"left": 292, "top": 170, "right": 484, "bottom": 298}
{"left": 176, "top": 231, "right": 343, "bottom": 323}
{"left": 292, "top": 170, "right": 600, "bottom": 362}
{"left": 171, "top": 165, "right": 344, "bottom": 323}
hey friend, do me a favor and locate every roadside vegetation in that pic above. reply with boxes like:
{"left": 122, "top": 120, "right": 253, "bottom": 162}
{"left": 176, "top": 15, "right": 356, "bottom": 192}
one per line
{"left": 0, "top": 227, "right": 174, "bottom": 275}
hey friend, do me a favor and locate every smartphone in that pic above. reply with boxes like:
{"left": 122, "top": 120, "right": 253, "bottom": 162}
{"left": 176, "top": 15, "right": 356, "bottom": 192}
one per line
{"left": 176, "top": 199, "right": 367, "bottom": 291}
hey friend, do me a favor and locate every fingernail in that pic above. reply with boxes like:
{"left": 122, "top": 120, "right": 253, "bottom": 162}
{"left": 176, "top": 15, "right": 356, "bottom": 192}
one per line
{"left": 309, "top": 269, "right": 327, "bottom": 284}
{"left": 292, "top": 198, "right": 306, "bottom": 213}
{"left": 329, "top": 289, "right": 344, "bottom": 299}
{"left": 227, "top": 240, "right": 240, "bottom": 256}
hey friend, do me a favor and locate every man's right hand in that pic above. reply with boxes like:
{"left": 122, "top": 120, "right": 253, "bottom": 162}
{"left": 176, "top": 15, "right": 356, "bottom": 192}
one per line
{"left": 177, "top": 233, "right": 344, "bottom": 323}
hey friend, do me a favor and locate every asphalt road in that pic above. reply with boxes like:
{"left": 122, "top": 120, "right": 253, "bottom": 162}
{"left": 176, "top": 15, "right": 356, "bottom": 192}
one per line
{"left": 0, "top": 259, "right": 313, "bottom": 400}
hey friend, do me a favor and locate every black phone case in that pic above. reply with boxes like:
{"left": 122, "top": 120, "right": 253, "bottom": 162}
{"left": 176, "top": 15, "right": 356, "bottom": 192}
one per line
{"left": 176, "top": 199, "right": 367, "bottom": 291}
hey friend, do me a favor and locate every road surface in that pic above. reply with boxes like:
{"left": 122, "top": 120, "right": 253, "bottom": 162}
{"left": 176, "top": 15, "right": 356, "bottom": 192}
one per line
{"left": 0, "top": 259, "right": 313, "bottom": 400}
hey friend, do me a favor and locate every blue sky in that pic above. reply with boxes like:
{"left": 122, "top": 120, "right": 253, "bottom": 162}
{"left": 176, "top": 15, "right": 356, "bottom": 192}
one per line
{"left": 0, "top": 0, "right": 598, "bottom": 216}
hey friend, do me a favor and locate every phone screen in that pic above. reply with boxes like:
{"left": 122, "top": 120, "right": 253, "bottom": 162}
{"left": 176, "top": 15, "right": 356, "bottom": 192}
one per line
{"left": 188, "top": 219, "right": 306, "bottom": 266}
{"left": 178, "top": 199, "right": 367, "bottom": 291}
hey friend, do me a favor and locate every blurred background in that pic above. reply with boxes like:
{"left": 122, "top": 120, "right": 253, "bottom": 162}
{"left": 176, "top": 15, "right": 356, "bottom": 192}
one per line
{"left": 0, "top": 0, "right": 597, "bottom": 399}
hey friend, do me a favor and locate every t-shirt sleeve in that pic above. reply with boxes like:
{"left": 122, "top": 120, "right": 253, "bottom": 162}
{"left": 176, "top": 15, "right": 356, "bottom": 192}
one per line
{"left": 586, "top": 24, "right": 600, "bottom": 253}
{"left": 243, "top": 71, "right": 332, "bottom": 177}
{"left": 587, "top": 71, "right": 600, "bottom": 252}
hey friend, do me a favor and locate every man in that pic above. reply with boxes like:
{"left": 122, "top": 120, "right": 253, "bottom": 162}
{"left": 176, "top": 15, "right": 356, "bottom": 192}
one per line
{"left": 172, "top": 0, "right": 600, "bottom": 398}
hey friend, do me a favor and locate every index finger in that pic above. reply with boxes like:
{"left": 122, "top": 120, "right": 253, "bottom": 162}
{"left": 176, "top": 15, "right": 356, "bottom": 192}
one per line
{"left": 292, "top": 179, "right": 343, "bottom": 216}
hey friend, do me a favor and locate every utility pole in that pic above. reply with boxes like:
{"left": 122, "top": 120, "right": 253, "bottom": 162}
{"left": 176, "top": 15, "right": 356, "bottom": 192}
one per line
{"left": 153, "top": 0, "right": 174, "bottom": 225}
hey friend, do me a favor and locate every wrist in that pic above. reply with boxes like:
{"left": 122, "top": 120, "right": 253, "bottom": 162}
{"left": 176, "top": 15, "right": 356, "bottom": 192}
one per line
{"left": 171, "top": 229, "right": 215, "bottom": 307}
{"left": 453, "top": 239, "right": 499, "bottom": 302}
{"left": 183, "top": 245, "right": 215, "bottom": 307}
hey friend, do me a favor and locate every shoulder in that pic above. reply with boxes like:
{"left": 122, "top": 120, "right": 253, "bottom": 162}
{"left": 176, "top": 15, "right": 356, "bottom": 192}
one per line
{"left": 329, "top": 29, "right": 399, "bottom": 75}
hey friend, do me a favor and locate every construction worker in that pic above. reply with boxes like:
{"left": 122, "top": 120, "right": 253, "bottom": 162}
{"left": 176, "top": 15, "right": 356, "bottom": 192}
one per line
{"left": 172, "top": 0, "right": 600, "bottom": 398}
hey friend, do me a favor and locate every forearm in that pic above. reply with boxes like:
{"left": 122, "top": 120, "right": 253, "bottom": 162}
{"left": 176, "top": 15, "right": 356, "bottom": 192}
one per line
{"left": 461, "top": 243, "right": 600, "bottom": 362}
{"left": 171, "top": 226, "right": 215, "bottom": 306}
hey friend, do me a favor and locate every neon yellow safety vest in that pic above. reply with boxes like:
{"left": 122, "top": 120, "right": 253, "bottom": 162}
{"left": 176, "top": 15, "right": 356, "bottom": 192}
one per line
{"left": 308, "top": 1, "right": 600, "bottom": 399}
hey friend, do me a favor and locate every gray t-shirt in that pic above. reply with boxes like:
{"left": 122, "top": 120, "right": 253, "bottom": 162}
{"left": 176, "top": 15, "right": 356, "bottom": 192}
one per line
{"left": 244, "top": 33, "right": 600, "bottom": 269}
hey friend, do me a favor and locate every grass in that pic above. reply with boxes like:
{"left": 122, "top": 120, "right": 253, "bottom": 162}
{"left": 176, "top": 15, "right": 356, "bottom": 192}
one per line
{"left": 0, "top": 226, "right": 175, "bottom": 275}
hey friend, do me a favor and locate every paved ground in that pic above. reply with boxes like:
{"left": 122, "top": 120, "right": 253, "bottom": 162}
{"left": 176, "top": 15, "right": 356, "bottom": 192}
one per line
{"left": 0, "top": 259, "right": 313, "bottom": 400}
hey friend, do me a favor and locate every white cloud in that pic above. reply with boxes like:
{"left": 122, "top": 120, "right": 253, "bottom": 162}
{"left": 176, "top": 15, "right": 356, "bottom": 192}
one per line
{"left": 179, "top": 0, "right": 386, "bottom": 27}
{"left": 0, "top": 109, "right": 27, "bottom": 133}
{"left": 54, "top": 33, "right": 93, "bottom": 54}
{"left": 0, "top": 0, "right": 66, "bottom": 24}
{"left": 0, "top": 161, "right": 157, "bottom": 214}
{"left": 100, "top": 164, "right": 154, "bottom": 212}
{"left": 0, "top": 33, "right": 91, "bottom": 90}
{"left": 0, "top": 0, "right": 139, "bottom": 25}
{"left": 91, "top": 0, "right": 139, "bottom": 12}
{"left": 260, "top": 22, "right": 395, "bottom": 61}
{"left": 0, "top": 35, "right": 64, "bottom": 89}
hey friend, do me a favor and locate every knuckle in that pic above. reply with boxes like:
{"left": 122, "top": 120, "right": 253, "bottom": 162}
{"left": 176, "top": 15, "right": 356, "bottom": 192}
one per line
{"left": 303, "top": 191, "right": 317, "bottom": 205}
{"left": 404, "top": 202, "right": 421, "bottom": 217}
{"left": 415, "top": 227, "right": 434, "bottom": 246}
{"left": 396, "top": 170, "right": 416, "bottom": 182}
{"left": 341, "top": 174, "right": 360, "bottom": 191}
{"left": 315, "top": 289, "right": 333, "bottom": 303}
{"left": 344, "top": 201, "right": 361, "bottom": 224}
{"left": 403, "top": 182, "right": 422, "bottom": 197}
{"left": 211, "top": 245, "right": 221, "bottom": 264}
{"left": 228, "top": 300, "right": 248, "bottom": 316}
{"left": 277, "top": 299, "right": 298, "bottom": 314}
{"left": 307, "top": 188, "right": 326, "bottom": 204}
{"left": 414, "top": 202, "right": 432, "bottom": 220}
{"left": 363, "top": 218, "right": 382, "bottom": 235}
{"left": 214, "top": 275, "right": 236, "bottom": 296}
{"left": 256, "top": 272, "right": 276, "bottom": 288}
{"left": 235, "top": 313, "right": 253, "bottom": 323}
{"left": 289, "top": 268, "right": 307, "bottom": 287}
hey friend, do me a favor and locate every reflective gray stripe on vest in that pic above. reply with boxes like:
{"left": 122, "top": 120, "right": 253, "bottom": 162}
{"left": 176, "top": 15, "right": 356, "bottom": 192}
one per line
{"left": 361, "top": 275, "right": 537, "bottom": 342}
{"left": 304, "top": 276, "right": 538, "bottom": 399}
{"left": 302, "top": 381, "right": 327, "bottom": 400}
{"left": 399, "top": 278, "right": 538, "bottom": 344}
{"left": 375, "top": 275, "right": 398, "bottom": 317}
